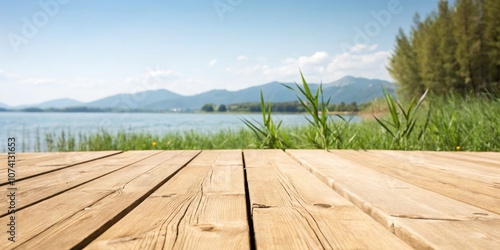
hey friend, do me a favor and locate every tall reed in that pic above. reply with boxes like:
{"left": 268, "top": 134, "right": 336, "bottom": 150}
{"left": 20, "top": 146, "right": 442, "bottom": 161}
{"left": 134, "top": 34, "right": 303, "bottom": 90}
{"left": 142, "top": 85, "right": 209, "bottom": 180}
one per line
{"left": 241, "top": 90, "right": 289, "bottom": 150}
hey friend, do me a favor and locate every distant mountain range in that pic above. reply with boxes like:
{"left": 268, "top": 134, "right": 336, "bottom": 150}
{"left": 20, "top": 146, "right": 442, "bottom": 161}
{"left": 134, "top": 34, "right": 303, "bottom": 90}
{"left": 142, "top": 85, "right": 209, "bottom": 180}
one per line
{"left": 37, "top": 98, "right": 84, "bottom": 109}
{"left": 3, "top": 76, "right": 395, "bottom": 112}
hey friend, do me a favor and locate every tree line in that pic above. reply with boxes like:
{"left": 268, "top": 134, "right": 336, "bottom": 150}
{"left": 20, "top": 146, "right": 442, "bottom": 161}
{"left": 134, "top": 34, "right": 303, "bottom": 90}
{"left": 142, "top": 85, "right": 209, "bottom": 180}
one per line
{"left": 388, "top": 0, "right": 500, "bottom": 98}
{"left": 201, "top": 101, "right": 362, "bottom": 113}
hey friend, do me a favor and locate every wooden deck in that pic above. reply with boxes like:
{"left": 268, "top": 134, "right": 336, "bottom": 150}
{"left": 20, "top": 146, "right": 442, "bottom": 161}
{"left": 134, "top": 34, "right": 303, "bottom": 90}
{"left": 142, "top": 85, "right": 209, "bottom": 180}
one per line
{"left": 1, "top": 150, "right": 499, "bottom": 249}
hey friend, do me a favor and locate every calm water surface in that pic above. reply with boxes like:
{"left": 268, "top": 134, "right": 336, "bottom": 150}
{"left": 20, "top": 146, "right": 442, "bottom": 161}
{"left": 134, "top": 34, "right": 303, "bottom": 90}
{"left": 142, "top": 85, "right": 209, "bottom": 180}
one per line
{"left": 0, "top": 112, "right": 359, "bottom": 152}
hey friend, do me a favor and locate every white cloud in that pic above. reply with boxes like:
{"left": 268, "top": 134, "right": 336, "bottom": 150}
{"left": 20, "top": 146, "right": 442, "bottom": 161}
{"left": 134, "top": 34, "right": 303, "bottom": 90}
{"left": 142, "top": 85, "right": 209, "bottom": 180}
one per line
{"left": 124, "top": 68, "right": 178, "bottom": 92}
{"left": 227, "top": 51, "right": 330, "bottom": 82}
{"left": 325, "top": 50, "right": 391, "bottom": 80}
{"left": 237, "top": 55, "right": 248, "bottom": 61}
{"left": 225, "top": 47, "right": 391, "bottom": 85}
{"left": 0, "top": 45, "right": 393, "bottom": 106}
{"left": 350, "top": 44, "right": 379, "bottom": 53}
{"left": 125, "top": 76, "right": 139, "bottom": 84}
{"left": 209, "top": 59, "right": 218, "bottom": 66}
{"left": 21, "top": 78, "right": 56, "bottom": 86}
{"left": 283, "top": 51, "right": 330, "bottom": 65}
{"left": 148, "top": 69, "right": 176, "bottom": 78}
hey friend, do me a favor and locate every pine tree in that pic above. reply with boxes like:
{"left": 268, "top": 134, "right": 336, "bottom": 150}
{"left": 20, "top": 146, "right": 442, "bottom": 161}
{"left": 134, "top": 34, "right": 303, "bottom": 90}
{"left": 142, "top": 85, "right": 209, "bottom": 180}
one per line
{"left": 388, "top": 21, "right": 424, "bottom": 97}
{"left": 436, "top": 0, "right": 460, "bottom": 93}
{"left": 484, "top": 0, "right": 500, "bottom": 91}
{"left": 419, "top": 15, "right": 442, "bottom": 92}
{"left": 389, "top": 0, "right": 499, "bottom": 97}
{"left": 453, "top": 0, "right": 481, "bottom": 93}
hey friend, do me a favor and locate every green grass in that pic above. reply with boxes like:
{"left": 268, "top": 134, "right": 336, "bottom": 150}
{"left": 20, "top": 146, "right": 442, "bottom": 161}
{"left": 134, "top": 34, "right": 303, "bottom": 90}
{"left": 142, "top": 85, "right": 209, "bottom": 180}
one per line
{"left": 355, "top": 94, "right": 500, "bottom": 151}
{"left": 258, "top": 71, "right": 355, "bottom": 150}
{"left": 282, "top": 71, "right": 339, "bottom": 149}
{"left": 241, "top": 90, "right": 289, "bottom": 150}
{"left": 32, "top": 83, "right": 500, "bottom": 153}
{"left": 37, "top": 93, "right": 499, "bottom": 152}
{"left": 45, "top": 128, "right": 255, "bottom": 151}
{"left": 373, "top": 88, "right": 430, "bottom": 149}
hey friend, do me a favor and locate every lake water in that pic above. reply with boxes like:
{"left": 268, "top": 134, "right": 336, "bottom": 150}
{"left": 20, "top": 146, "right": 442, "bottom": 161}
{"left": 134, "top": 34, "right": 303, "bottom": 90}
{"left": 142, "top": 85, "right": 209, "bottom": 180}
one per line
{"left": 0, "top": 112, "right": 359, "bottom": 152}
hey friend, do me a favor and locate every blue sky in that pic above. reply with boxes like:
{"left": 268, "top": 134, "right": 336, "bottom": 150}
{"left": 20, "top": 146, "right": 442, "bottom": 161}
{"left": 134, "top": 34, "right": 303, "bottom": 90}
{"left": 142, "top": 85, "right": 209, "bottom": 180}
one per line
{"left": 0, "top": 0, "right": 439, "bottom": 106}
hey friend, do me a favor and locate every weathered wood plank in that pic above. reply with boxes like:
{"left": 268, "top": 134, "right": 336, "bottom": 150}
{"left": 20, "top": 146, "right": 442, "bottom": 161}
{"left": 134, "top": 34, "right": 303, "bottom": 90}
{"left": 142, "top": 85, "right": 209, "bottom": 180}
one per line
{"left": 424, "top": 151, "right": 500, "bottom": 167}
{"left": 395, "top": 218, "right": 500, "bottom": 249}
{"left": 0, "top": 152, "right": 74, "bottom": 171}
{"left": 87, "top": 150, "right": 249, "bottom": 250}
{"left": 0, "top": 151, "right": 123, "bottom": 185}
{"left": 0, "top": 151, "right": 162, "bottom": 216}
{"left": 381, "top": 150, "right": 500, "bottom": 184}
{"left": 245, "top": 150, "right": 411, "bottom": 250}
{"left": 0, "top": 152, "right": 57, "bottom": 167}
{"left": 287, "top": 150, "right": 500, "bottom": 249}
{"left": 0, "top": 150, "right": 199, "bottom": 249}
{"left": 335, "top": 150, "right": 500, "bottom": 214}
{"left": 379, "top": 150, "right": 500, "bottom": 176}
{"left": 0, "top": 152, "right": 120, "bottom": 170}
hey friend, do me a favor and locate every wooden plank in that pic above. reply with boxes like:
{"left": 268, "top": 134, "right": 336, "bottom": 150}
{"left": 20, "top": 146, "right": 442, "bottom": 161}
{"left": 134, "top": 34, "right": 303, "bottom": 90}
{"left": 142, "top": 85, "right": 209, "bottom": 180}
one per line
{"left": 425, "top": 151, "right": 500, "bottom": 167}
{"left": 0, "top": 151, "right": 162, "bottom": 216}
{"left": 287, "top": 150, "right": 500, "bottom": 249}
{"left": 0, "top": 152, "right": 75, "bottom": 170}
{"left": 0, "top": 152, "right": 56, "bottom": 167}
{"left": 451, "top": 151, "right": 500, "bottom": 162}
{"left": 376, "top": 150, "right": 500, "bottom": 184}
{"left": 335, "top": 150, "right": 500, "bottom": 214}
{"left": 19, "top": 151, "right": 123, "bottom": 174}
{"left": 244, "top": 150, "right": 411, "bottom": 249}
{"left": 0, "top": 150, "right": 199, "bottom": 249}
{"left": 15, "top": 152, "right": 74, "bottom": 162}
{"left": 395, "top": 219, "right": 500, "bottom": 250}
{"left": 87, "top": 150, "right": 249, "bottom": 250}
{"left": 379, "top": 150, "right": 500, "bottom": 174}
{"left": 0, "top": 151, "right": 123, "bottom": 185}
{"left": 0, "top": 152, "right": 115, "bottom": 170}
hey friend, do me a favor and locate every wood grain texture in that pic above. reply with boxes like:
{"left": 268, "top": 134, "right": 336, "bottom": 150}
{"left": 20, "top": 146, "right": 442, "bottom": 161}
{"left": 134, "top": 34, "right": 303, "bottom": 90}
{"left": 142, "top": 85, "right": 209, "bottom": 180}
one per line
{"left": 245, "top": 149, "right": 411, "bottom": 250}
{"left": 334, "top": 150, "right": 500, "bottom": 214}
{"left": 0, "top": 152, "right": 79, "bottom": 172}
{"left": 1, "top": 151, "right": 199, "bottom": 249}
{"left": 86, "top": 150, "right": 249, "bottom": 250}
{"left": 378, "top": 150, "right": 500, "bottom": 178}
{"left": 0, "top": 152, "right": 59, "bottom": 167}
{"left": 0, "top": 151, "right": 161, "bottom": 216}
{"left": 2, "top": 149, "right": 497, "bottom": 249}
{"left": 439, "top": 151, "right": 500, "bottom": 162}
{"left": 0, "top": 151, "right": 122, "bottom": 185}
{"left": 287, "top": 149, "right": 500, "bottom": 250}
{"left": 0, "top": 151, "right": 122, "bottom": 171}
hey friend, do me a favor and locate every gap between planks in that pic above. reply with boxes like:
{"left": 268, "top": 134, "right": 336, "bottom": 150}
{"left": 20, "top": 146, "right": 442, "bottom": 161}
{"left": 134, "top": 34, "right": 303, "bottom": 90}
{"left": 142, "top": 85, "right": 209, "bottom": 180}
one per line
{"left": 0, "top": 151, "right": 124, "bottom": 186}
{"left": 244, "top": 149, "right": 411, "bottom": 250}
{"left": 0, "top": 151, "right": 164, "bottom": 217}
{"left": 86, "top": 150, "right": 250, "bottom": 250}
{"left": 1, "top": 150, "right": 200, "bottom": 249}
{"left": 287, "top": 149, "right": 500, "bottom": 250}
{"left": 335, "top": 150, "right": 500, "bottom": 215}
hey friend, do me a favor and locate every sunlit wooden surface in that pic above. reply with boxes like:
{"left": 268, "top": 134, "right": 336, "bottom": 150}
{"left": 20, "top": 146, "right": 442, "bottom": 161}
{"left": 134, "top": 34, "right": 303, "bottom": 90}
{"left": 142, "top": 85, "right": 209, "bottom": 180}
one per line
{"left": 1, "top": 149, "right": 499, "bottom": 249}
